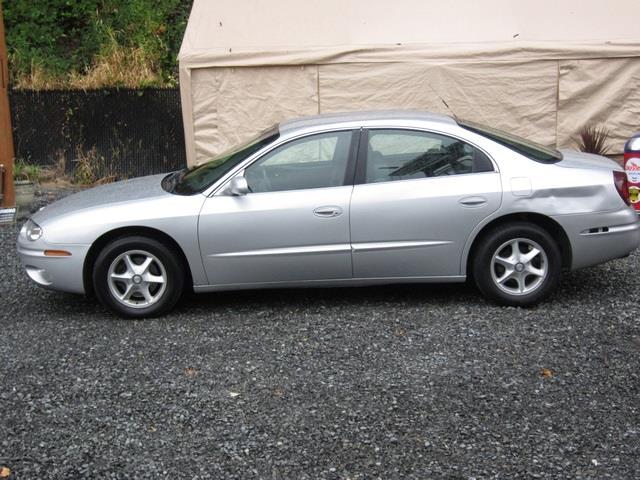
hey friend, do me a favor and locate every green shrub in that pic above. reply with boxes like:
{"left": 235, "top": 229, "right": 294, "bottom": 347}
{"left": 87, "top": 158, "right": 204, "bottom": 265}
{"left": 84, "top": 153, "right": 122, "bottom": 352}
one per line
{"left": 13, "top": 160, "right": 43, "bottom": 182}
{"left": 2, "top": 0, "right": 193, "bottom": 89}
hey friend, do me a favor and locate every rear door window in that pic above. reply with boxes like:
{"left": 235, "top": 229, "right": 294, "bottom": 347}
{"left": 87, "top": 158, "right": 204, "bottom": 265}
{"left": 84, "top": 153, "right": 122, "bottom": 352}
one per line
{"left": 364, "top": 129, "right": 494, "bottom": 184}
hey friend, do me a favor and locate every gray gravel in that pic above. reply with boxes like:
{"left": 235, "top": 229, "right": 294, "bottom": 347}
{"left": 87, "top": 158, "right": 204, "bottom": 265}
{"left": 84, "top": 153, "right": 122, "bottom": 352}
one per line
{"left": 1, "top": 222, "right": 639, "bottom": 479}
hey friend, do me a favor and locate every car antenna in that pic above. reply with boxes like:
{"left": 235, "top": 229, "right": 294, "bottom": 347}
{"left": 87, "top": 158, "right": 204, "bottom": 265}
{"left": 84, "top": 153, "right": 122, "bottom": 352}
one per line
{"left": 427, "top": 84, "right": 458, "bottom": 121}
{"left": 440, "top": 97, "right": 456, "bottom": 120}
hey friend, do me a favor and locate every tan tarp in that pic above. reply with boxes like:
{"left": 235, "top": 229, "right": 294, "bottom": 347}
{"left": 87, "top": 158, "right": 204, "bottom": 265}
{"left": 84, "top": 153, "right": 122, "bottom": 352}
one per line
{"left": 558, "top": 58, "right": 640, "bottom": 149}
{"left": 318, "top": 62, "right": 559, "bottom": 146}
{"left": 179, "top": 0, "right": 640, "bottom": 165}
{"left": 190, "top": 66, "right": 319, "bottom": 162}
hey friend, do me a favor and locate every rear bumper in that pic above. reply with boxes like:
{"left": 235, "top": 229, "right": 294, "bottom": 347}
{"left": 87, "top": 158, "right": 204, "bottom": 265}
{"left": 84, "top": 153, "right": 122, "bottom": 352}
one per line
{"left": 16, "top": 236, "right": 89, "bottom": 294}
{"left": 553, "top": 207, "right": 640, "bottom": 270}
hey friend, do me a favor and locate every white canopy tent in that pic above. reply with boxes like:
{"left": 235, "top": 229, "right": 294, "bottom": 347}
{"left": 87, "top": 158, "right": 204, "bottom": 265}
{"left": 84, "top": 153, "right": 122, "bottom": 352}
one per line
{"left": 179, "top": 0, "right": 640, "bottom": 166}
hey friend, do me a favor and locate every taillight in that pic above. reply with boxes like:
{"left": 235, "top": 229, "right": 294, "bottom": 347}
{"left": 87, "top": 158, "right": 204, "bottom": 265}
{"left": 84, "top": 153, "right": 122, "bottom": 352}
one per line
{"left": 613, "top": 171, "right": 630, "bottom": 206}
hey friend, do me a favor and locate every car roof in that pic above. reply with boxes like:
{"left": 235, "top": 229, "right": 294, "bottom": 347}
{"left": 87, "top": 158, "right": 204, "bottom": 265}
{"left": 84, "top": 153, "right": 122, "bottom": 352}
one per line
{"left": 278, "top": 110, "right": 456, "bottom": 134}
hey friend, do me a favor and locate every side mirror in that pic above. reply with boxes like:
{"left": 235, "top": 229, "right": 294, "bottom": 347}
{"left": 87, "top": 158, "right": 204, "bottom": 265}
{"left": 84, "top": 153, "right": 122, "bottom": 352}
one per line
{"left": 227, "top": 175, "right": 250, "bottom": 196}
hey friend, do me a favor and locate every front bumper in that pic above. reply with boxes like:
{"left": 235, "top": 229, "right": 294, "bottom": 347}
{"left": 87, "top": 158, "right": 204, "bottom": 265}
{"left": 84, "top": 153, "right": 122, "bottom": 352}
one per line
{"left": 16, "top": 234, "right": 90, "bottom": 294}
{"left": 553, "top": 206, "right": 640, "bottom": 270}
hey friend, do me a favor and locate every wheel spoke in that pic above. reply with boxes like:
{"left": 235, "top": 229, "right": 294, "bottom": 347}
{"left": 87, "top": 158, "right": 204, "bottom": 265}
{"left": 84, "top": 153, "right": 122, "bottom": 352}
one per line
{"left": 123, "top": 254, "right": 137, "bottom": 274}
{"left": 510, "top": 240, "right": 521, "bottom": 261}
{"left": 526, "top": 264, "right": 545, "bottom": 277}
{"left": 494, "top": 256, "right": 515, "bottom": 268}
{"left": 521, "top": 247, "right": 541, "bottom": 264}
{"left": 119, "top": 283, "right": 135, "bottom": 301}
{"left": 143, "top": 272, "right": 165, "bottom": 284}
{"left": 496, "top": 268, "right": 515, "bottom": 284}
{"left": 139, "top": 256, "right": 153, "bottom": 274}
{"left": 140, "top": 284, "right": 153, "bottom": 303}
{"left": 110, "top": 271, "right": 132, "bottom": 281}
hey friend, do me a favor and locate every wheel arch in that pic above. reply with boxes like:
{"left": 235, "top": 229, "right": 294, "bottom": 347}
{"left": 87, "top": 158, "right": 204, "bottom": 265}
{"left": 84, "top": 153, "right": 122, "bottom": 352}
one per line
{"left": 82, "top": 226, "right": 193, "bottom": 296}
{"left": 464, "top": 212, "right": 572, "bottom": 278}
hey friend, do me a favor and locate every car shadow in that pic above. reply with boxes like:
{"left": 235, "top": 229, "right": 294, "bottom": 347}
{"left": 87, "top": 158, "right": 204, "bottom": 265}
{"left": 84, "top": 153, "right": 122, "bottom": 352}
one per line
{"left": 36, "top": 261, "right": 623, "bottom": 319}
{"left": 180, "top": 281, "right": 484, "bottom": 311}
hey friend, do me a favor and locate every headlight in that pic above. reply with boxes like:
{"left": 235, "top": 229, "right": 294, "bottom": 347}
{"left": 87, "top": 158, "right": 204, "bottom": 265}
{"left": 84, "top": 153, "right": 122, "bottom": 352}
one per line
{"left": 24, "top": 219, "right": 43, "bottom": 241}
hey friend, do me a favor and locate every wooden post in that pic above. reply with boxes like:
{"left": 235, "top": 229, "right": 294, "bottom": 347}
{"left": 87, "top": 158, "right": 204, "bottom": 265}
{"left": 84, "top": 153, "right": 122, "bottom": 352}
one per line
{"left": 0, "top": 2, "right": 15, "bottom": 209}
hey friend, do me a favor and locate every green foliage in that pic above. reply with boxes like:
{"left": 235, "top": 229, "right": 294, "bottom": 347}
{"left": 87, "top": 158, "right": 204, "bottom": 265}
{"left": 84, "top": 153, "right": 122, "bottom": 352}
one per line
{"left": 2, "top": 0, "right": 193, "bottom": 88}
{"left": 3, "top": 0, "right": 95, "bottom": 77}
{"left": 13, "top": 159, "right": 43, "bottom": 182}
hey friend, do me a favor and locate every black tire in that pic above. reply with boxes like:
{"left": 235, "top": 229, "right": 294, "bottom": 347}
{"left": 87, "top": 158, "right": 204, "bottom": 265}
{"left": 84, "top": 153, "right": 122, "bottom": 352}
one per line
{"left": 93, "top": 236, "right": 185, "bottom": 318}
{"left": 472, "top": 223, "right": 561, "bottom": 306}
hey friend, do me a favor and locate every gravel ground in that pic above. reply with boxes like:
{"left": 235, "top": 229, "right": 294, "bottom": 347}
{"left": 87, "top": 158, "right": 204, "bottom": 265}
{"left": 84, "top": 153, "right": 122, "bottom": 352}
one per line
{"left": 1, "top": 222, "right": 639, "bottom": 479}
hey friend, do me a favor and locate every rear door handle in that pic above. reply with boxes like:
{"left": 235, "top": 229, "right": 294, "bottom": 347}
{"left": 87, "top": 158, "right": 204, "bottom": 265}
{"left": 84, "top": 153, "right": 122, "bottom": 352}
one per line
{"left": 313, "top": 206, "right": 343, "bottom": 217}
{"left": 459, "top": 196, "right": 488, "bottom": 208}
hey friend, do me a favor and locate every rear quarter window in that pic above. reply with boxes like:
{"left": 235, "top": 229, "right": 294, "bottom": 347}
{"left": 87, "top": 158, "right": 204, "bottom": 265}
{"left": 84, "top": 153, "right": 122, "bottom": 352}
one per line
{"left": 458, "top": 119, "right": 562, "bottom": 163}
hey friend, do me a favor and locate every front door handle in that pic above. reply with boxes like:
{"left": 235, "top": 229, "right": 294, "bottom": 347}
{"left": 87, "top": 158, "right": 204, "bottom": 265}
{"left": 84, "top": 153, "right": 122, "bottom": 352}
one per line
{"left": 459, "top": 196, "right": 488, "bottom": 208}
{"left": 313, "top": 206, "right": 343, "bottom": 217}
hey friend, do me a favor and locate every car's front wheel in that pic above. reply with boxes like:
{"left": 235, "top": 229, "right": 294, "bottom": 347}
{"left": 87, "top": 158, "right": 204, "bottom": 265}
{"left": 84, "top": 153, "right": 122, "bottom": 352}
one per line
{"left": 472, "top": 223, "right": 561, "bottom": 306}
{"left": 93, "top": 236, "right": 185, "bottom": 318}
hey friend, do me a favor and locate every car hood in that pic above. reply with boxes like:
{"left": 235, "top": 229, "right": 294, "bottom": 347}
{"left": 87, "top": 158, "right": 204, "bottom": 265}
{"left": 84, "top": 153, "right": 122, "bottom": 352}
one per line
{"left": 557, "top": 149, "right": 623, "bottom": 171}
{"left": 33, "top": 174, "right": 170, "bottom": 223}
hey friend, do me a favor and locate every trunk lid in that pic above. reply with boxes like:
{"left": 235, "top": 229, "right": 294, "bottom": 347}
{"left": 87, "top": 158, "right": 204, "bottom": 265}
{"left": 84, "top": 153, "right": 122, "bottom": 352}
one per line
{"left": 557, "top": 149, "right": 622, "bottom": 172}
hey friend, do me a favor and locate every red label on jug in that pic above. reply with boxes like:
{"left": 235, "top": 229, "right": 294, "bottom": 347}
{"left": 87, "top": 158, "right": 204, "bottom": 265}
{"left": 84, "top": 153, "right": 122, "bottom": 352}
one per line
{"left": 625, "top": 156, "right": 640, "bottom": 207}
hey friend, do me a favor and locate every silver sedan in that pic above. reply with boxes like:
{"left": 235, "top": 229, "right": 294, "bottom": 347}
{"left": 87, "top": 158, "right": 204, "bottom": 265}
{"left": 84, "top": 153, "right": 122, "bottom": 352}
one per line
{"left": 17, "top": 111, "right": 640, "bottom": 317}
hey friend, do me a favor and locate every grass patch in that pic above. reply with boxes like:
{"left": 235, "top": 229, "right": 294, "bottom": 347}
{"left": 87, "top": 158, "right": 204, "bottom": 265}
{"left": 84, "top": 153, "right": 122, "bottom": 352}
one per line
{"left": 68, "top": 35, "right": 163, "bottom": 89}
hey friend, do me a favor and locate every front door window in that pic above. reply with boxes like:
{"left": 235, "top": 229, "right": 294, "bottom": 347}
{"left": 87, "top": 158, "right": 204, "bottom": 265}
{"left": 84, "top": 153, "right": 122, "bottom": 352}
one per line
{"left": 245, "top": 131, "right": 354, "bottom": 193}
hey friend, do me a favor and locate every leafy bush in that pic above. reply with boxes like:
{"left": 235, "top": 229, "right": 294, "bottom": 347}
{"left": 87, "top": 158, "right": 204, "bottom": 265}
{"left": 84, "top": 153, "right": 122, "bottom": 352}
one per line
{"left": 2, "top": 0, "right": 193, "bottom": 88}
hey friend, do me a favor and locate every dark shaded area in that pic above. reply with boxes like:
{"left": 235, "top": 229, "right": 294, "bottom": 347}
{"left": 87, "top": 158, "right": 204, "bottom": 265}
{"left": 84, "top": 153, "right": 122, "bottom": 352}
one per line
{"left": 9, "top": 88, "right": 186, "bottom": 178}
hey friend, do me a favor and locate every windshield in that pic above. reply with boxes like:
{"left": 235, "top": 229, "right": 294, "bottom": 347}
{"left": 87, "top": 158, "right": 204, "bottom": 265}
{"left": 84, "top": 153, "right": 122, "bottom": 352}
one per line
{"left": 170, "top": 127, "right": 280, "bottom": 195}
{"left": 458, "top": 119, "right": 562, "bottom": 163}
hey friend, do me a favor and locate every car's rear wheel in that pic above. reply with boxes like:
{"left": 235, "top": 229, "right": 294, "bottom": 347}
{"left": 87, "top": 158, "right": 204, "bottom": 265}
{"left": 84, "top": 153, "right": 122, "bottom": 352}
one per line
{"left": 472, "top": 223, "right": 561, "bottom": 306}
{"left": 93, "top": 236, "right": 184, "bottom": 318}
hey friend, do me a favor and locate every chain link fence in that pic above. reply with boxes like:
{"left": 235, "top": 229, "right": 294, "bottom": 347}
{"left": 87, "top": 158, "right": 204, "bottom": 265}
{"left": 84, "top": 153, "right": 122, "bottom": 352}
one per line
{"left": 9, "top": 88, "right": 187, "bottom": 179}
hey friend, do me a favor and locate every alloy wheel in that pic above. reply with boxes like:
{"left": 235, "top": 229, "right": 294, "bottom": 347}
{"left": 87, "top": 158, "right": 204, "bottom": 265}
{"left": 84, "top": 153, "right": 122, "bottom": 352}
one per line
{"left": 490, "top": 238, "right": 548, "bottom": 296}
{"left": 107, "top": 250, "right": 167, "bottom": 308}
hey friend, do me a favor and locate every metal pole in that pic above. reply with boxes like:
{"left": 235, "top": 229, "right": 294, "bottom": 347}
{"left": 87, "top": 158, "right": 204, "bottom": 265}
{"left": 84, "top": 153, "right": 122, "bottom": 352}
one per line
{"left": 0, "top": 1, "right": 15, "bottom": 210}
